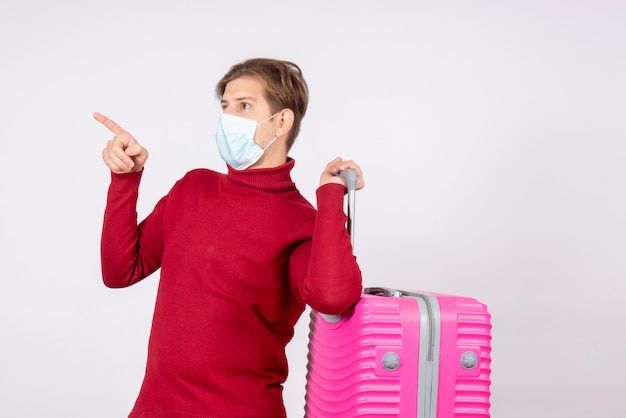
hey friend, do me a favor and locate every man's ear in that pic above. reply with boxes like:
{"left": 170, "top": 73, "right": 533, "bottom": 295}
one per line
{"left": 275, "top": 109, "right": 294, "bottom": 138}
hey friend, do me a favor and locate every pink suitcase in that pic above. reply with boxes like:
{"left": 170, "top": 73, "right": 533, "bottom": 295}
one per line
{"left": 304, "top": 171, "right": 492, "bottom": 417}
{"left": 304, "top": 288, "right": 492, "bottom": 417}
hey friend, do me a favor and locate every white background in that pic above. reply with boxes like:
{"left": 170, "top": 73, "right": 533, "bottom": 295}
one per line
{"left": 1, "top": 1, "right": 625, "bottom": 417}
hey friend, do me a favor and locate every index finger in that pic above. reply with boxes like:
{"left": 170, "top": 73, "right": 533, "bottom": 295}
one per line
{"left": 93, "top": 112, "right": 125, "bottom": 135}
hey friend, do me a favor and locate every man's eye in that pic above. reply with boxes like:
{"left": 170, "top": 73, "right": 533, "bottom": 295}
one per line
{"left": 241, "top": 103, "right": 250, "bottom": 110}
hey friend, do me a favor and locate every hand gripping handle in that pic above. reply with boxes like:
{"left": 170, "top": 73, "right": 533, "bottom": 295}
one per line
{"left": 338, "top": 168, "right": 358, "bottom": 192}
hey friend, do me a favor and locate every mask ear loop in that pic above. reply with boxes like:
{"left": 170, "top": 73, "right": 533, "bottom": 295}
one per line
{"left": 256, "top": 111, "right": 281, "bottom": 126}
{"left": 257, "top": 111, "right": 281, "bottom": 151}
{"left": 262, "top": 135, "right": 278, "bottom": 151}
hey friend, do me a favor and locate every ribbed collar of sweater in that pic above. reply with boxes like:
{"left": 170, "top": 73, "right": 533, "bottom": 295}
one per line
{"left": 226, "top": 157, "right": 297, "bottom": 194}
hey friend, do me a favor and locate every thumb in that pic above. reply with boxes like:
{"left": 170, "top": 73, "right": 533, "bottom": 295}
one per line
{"left": 125, "top": 140, "right": 149, "bottom": 164}
{"left": 124, "top": 138, "right": 141, "bottom": 156}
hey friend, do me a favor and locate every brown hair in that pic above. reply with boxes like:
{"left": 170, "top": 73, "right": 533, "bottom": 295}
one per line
{"left": 216, "top": 58, "right": 309, "bottom": 151}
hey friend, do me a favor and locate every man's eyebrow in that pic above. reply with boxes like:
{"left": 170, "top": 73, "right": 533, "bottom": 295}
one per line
{"left": 221, "top": 96, "right": 257, "bottom": 104}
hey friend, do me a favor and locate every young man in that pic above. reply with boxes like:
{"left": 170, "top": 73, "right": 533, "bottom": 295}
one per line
{"left": 94, "top": 58, "right": 364, "bottom": 418}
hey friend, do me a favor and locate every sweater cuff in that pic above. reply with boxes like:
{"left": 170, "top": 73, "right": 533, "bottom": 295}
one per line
{"left": 108, "top": 169, "right": 143, "bottom": 194}
{"left": 315, "top": 183, "right": 346, "bottom": 211}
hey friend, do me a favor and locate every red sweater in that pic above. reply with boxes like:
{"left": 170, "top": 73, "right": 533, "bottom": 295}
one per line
{"left": 101, "top": 159, "right": 362, "bottom": 418}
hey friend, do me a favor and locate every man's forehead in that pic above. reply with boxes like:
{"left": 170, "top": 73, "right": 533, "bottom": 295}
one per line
{"left": 223, "top": 76, "right": 266, "bottom": 99}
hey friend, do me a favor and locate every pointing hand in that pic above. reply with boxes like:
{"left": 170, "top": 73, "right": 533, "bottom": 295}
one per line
{"left": 94, "top": 112, "right": 149, "bottom": 173}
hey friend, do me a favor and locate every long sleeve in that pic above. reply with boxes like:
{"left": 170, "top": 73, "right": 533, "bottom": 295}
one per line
{"left": 290, "top": 183, "right": 363, "bottom": 315}
{"left": 100, "top": 170, "right": 165, "bottom": 288}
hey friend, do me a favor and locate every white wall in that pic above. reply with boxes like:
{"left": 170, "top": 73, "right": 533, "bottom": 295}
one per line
{"left": 1, "top": 1, "right": 625, "bottom": 416}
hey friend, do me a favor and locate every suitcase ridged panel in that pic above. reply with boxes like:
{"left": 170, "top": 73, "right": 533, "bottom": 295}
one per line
{"left": 436, "top": 295, "right": 492, "bottom": 418}
{"left": 305, "top": 296, "right": 416, "bottom": 417}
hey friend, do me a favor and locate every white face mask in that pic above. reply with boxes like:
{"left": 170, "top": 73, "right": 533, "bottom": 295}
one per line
{"left": 215, "top": 112, "right": 279, "bottom": 170}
